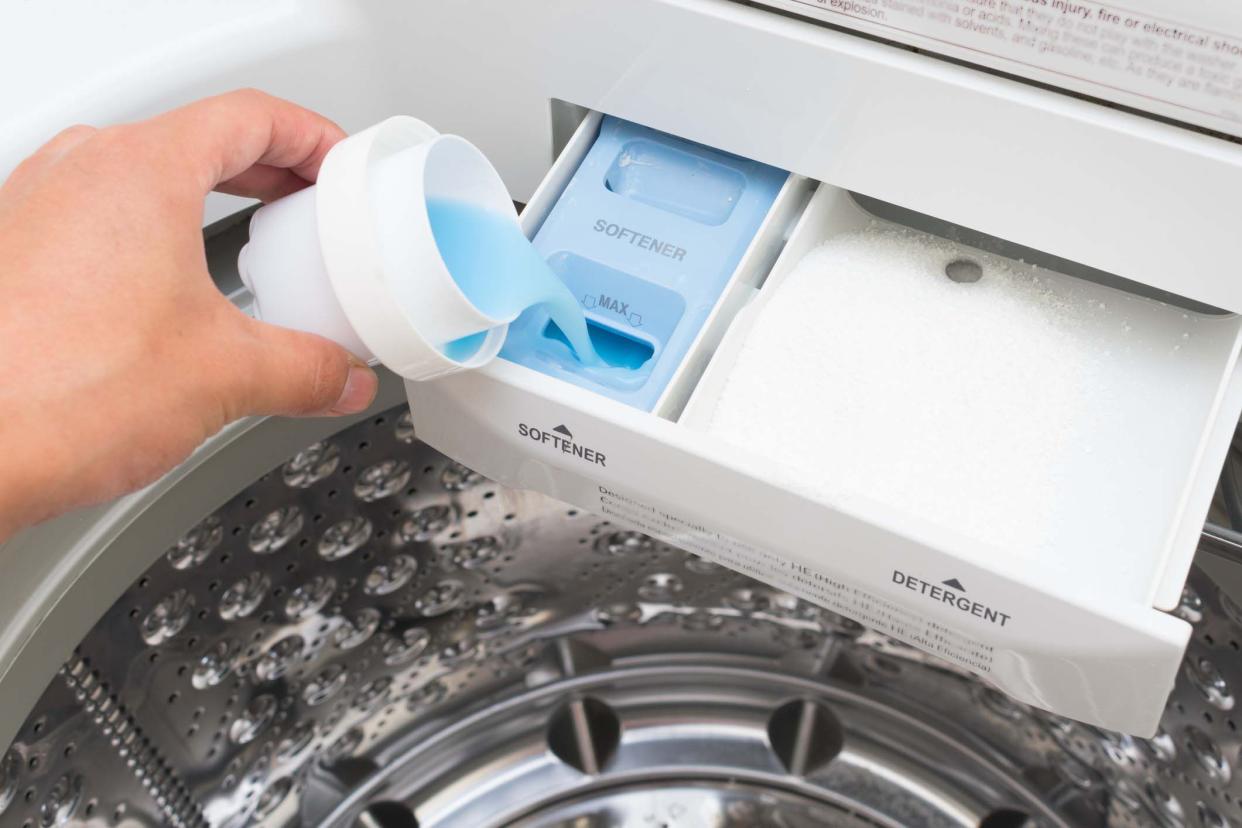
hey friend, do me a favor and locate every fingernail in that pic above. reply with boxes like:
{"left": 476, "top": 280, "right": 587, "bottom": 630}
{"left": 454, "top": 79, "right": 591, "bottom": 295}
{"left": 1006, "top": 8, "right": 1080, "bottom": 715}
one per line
{"left": 330, "top": 359, "right": 378, "bottom": 415}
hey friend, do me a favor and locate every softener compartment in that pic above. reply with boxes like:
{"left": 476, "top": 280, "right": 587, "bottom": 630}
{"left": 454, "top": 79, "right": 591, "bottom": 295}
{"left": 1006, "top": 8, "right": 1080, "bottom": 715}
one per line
{"left": 501, "top": 115, "right": 791, "bottom": 411}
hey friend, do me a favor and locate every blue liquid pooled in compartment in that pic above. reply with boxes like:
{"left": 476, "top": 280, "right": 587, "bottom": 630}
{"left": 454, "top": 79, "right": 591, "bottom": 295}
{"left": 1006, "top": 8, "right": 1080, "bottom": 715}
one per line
{"left": 425, "top": 199, "right": 598, "bottom": 365}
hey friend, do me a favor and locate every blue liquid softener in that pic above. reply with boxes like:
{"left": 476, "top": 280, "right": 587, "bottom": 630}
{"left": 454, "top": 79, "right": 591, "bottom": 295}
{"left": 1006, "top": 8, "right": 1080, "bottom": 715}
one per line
{"left": 426, "top": 199, "right": 598, "bottom": 364}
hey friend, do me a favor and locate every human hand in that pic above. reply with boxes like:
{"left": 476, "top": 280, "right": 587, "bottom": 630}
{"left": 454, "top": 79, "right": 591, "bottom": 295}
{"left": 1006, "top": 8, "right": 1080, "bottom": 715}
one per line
{"left": 0, "top": 89, "right": 379, "bottom": 540}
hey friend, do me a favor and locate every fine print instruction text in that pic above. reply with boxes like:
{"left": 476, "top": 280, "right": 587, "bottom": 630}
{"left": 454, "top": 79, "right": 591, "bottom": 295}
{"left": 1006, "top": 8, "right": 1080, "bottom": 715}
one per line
{"left": 595, "top": 486, "right": 997, "bottom": 675}
{"left": 770, "top": 0, "right": 1242, "bottom": 128}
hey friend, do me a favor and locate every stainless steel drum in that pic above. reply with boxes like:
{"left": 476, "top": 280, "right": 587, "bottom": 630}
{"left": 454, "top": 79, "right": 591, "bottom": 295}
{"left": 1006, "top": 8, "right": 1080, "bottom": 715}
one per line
{"left": 3, "top": 397, "right": 1242, "bottom": 828}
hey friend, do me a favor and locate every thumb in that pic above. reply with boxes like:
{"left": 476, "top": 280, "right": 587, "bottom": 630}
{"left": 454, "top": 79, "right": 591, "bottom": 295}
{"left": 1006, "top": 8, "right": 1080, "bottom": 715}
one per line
{"left": 231, "top": 319, "right": 379, "bottom": 418}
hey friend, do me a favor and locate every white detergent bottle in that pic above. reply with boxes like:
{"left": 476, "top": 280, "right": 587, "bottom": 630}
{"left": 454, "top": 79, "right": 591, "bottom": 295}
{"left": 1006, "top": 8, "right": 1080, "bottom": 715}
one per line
{"left": 237, "top": 116, "right": 596, "bottom": 381}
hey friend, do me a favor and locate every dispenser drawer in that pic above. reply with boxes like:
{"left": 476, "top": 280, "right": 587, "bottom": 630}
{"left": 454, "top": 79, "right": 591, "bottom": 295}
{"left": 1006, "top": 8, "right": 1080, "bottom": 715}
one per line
{"left": 408, "top": 108, "right": 1241, "bottom": 735}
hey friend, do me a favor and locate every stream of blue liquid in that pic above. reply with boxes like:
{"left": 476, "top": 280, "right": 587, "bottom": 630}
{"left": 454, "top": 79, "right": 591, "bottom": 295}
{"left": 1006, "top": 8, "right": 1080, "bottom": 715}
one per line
{"left": 426, "top": 199, "right": 599, "bottom": 365}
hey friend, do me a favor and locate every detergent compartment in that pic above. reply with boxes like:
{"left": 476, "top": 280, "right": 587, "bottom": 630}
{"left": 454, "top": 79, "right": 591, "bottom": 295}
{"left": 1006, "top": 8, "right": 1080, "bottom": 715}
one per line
{"left": 500, "top": 116, "right": 789, "bottom": 411}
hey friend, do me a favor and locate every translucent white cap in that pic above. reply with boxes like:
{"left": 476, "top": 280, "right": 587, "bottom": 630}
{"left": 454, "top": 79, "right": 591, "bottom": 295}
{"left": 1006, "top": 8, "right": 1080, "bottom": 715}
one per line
{"left": 238, "top": 116, "right": 517, "bottom": 381}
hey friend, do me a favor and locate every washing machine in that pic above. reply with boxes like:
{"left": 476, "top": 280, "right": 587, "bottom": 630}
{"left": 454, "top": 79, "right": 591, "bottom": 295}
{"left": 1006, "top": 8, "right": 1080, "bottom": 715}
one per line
{"left": 3, "top": 2, "right": 1242, "bottom": 826}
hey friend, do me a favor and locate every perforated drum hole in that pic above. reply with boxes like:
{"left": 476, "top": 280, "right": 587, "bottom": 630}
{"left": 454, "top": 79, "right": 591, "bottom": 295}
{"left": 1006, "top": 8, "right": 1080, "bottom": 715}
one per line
{"left": 546, "top": 697, "right": 621, "bottom": 775}
{"left": 767, "top": 698, "right": 844, "bottom": 776}
{"left": 945, "top": 258, "right": 983, "bottom": 283}
{"left": 978, "top": 809, "right": 1032, "bottom": 828}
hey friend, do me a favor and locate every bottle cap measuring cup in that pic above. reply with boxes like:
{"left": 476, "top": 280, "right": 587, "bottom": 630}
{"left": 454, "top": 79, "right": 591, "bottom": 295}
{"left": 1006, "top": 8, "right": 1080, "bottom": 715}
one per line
{"left": 238, "top": 116, "right": 517, "bottom": 381}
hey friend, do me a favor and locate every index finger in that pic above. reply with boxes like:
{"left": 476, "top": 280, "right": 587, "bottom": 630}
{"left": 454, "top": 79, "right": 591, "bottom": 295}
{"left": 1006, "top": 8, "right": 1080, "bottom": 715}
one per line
{"left": 147, "top": 88, "right": 347, "bottom": 197}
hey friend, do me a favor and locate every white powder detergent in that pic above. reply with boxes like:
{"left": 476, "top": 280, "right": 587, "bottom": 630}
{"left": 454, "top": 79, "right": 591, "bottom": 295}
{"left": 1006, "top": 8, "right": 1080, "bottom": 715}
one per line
{"left": 704, "top": 225, "right": 1233, "bottom": 588}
